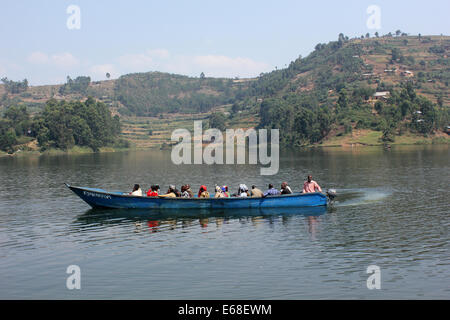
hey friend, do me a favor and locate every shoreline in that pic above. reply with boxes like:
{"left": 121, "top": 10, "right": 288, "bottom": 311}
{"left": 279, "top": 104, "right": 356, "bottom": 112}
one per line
{"left": 1, "top": 136, "right": 448, "bottom": 158}
{"left": 313, "top": 130, "right": 449, "bottom": 148}
{"left": 311, "top": 137, "right": 450, "bottom": 148}
{"left": 0, "top": 146, "right": 134, "bottom": 158}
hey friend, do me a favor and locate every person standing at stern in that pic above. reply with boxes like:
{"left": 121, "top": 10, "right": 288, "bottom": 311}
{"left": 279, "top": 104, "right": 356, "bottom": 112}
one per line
{"left": 302, "top": 175, "right": 322, "bottom": 193}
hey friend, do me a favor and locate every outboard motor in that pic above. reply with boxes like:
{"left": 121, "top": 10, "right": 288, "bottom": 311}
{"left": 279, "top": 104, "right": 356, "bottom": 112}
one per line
{"left": 326, "top": 189, "right": 337, "bottom": 202}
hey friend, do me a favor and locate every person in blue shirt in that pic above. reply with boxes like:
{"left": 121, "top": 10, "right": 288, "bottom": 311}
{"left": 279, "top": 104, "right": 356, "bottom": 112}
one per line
{"left": 263, "top": 184, "right": 280, "bottom": 197}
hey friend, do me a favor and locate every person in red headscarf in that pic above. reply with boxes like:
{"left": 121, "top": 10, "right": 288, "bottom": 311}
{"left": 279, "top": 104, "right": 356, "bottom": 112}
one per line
{"left": 146, "top": 185, "right": 159, "bottom": 197}
{"left": 198, "top": 185, "right": 210, "bottom": 198}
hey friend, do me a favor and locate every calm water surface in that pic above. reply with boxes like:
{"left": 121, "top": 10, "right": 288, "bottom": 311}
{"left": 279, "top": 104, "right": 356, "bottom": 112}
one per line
{"left": 0, "top": 145, "right": 449, "bottom": 299}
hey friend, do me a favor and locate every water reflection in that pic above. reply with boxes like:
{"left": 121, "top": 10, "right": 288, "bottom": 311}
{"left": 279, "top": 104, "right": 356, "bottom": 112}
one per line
{"left": 307, "top": 216, "right": 319, "bottom": 240}
{"left": 73, "top": 206, "right": 328, "bottom": 235}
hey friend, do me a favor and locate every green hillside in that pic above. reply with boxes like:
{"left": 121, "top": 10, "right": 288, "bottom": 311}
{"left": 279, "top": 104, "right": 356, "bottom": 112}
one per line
{"left": 114, "top": 72, "right": 251, "bottom": 116}
{"left": 1, "top": 33, "right": 449, "bottom": 152}
{"left": 246, "top": 34, "right": 449, "bottom": 146}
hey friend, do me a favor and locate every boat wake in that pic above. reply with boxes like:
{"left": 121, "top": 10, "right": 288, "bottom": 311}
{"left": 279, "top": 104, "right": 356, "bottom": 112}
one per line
{"left": 332, "top": 188, "right": 391, "bottom": 207}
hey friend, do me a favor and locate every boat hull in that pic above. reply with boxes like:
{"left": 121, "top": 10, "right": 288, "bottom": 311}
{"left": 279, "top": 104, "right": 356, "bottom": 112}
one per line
{"left": 66, "top": 184, "right": 328, "bottom": 210}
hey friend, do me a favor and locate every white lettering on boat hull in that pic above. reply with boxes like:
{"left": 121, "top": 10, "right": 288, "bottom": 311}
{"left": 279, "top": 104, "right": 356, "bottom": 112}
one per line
{"left": 83, "top": 191, "right": 111, "bottom": 200}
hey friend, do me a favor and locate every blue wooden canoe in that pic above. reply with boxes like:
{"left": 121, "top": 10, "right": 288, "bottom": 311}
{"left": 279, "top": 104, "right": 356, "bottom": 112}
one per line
{"left": 66, "top": 183, "right": 329, "bottom": 209}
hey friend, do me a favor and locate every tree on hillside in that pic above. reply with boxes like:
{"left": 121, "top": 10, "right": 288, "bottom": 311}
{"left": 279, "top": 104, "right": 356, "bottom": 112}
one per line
{"left": 414, "top": 97, "right": 437, "bottom": 134}
{"left": 315, "top": 43, "right": 325, "bottom": 51}
{"left": 231, "top": 103, "right": 241, "bottom": 114}
{"left": 3, "top": 105, "right": 30, "bottom": 136}
{"left": 381, "top": 125, "right": 395, "bottom": 143}
{"left": 437, "top": 94, "right": 444, "bottom": 108}
{"left": 59, "top": 76, "right": 91, "bottom": 95}
{"left": 396, "top": 30, "right": 401, "bottom": 36}
{"left": 1, "top": 78, "right": 28, "bottom": 94}
{"left": 200, "top": 72, "right": 205, "bottom": 79}
{"left": 391, "top": 48, "right": 404, "bottom": 63}
{"left": 338, "top": 33, "right": 346, "bottom": 46}
{"left": 337, "top": 89, "right": 349, "bottom": 109}
{"left": 4, "top": 105, "right": 29, "bottom": 124}
{"left": 208, "top": 112, "right": 227, "bottom": 131}
{"left": 33, "top": 97, "right": 121, "bottom": 151}
{"left": 0, "top": 121, "right": 17, "bottom": 153}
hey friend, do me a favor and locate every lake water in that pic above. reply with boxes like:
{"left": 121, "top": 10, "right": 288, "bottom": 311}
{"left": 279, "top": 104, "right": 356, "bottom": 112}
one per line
{"left": 0, "top": 145, "right": 449, "bottom": 299}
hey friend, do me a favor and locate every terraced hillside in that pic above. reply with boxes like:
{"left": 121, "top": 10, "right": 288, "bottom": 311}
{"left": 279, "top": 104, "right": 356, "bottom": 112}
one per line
{"left": 247, "top": 34, "right": 449, "bottom": 146}
{"left": 1, "top": 34, "right": 448, "bottom": 150}
{"left": 120, "top": 104, "right": 260, "bottom": 148}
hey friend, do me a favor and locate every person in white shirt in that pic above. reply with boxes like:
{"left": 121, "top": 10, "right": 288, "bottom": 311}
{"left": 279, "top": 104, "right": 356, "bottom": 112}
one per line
{"left": 238, "top": 184, "right": 249, "bottom": 197}
{"left": 130, "top": 184, "right": 142, "bottom": 196}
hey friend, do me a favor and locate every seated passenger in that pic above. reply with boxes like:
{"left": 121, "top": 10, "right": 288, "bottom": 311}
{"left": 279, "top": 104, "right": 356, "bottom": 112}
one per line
{"left": 214, "top": 186, "right": 226, "bottom": 198}
{"left": 281, "top": 182, "right": 293, "bottom": 195}
{"left": 130, "top": 184, "right": 142, "bottom": 196}
{"left": 236, "top": 184, "right": 249, "bottom": 197}
{"left": 159, "top": 185, "right": 177, "bottom": 198}
{"left": 181, "top": 185, "right": 191, "bottom": 198}
{"left": 222, "top": 186, "right": 230, "bottom": 197}
{"left": 263, "top": 184, "right": 280, "bottom": 197}
{"left": 302, "top": 175, "right": 322, "bottom": 193}
{"left": 185, "top": 184, "right": 194, "bottom": 198}
{"left": 198, "top": 185, "right": 210, "bottom": 198}
{"left": 180, "top": 185, "right": 187, "bottom": 197}
{"left": 172, "top": 185, "right": 181, "bottom": 197}
{"left": 147, "top": 185, "right": 159, "bottom": 197}
{"left": 251, "top": 185, "right": 264, "bottom": 198}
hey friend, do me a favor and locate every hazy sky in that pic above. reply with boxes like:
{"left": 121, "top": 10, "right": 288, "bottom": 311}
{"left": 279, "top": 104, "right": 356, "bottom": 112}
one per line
{"left": 1, "top": 0, "right": 449, "bottom": 85}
